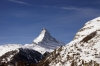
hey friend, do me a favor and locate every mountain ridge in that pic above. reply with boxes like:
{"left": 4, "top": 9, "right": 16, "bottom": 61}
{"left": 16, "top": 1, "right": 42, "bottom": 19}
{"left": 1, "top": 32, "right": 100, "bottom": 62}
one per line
{"left": 0, "top": 48, "right": 44, "bottom": 66}
{"left": 36, "top": 16, "right": 100, "bottom": 66}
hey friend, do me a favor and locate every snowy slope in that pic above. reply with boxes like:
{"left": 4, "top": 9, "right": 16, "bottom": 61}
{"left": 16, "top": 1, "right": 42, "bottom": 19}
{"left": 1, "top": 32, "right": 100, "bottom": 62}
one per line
{"left": 0, "top": 44, "right": 22, "bottom": 56}
{"left": 0, "top": 48, "right": 44, "bottom": 66}
{"left": 24, "top": 44, "right": 53, "bottom": 54}
{"left": 38, "top": 17, "right": 100, "bottom": 66}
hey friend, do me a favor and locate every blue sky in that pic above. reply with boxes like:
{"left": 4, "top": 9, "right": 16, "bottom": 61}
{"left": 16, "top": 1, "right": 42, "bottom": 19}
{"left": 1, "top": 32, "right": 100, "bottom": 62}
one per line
{"left": 0, "top": 0, "right": 100, "bottom": 44}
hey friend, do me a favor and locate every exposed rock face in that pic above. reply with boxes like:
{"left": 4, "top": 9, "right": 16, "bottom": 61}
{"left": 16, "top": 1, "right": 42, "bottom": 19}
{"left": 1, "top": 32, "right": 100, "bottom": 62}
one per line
{"left": 80, "top": 31, "right": 97, "bottom": 42}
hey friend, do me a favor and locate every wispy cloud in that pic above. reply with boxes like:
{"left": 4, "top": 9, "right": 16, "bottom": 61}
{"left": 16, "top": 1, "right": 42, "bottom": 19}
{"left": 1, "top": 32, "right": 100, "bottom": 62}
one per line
{"left": 38, "top": 4, "right": 100, "bottom": 12}
{"left": 8, "top": 0, "right": 32, "bottom": 6}
{"left": 37, "top": 5, "right": 85, "bottom": 11}
{"left": 60, "top": 7, "right": 83, "bottom": 10}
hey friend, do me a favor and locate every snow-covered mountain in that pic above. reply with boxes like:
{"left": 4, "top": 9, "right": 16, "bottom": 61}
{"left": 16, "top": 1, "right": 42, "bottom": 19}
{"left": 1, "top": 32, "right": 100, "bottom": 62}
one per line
{"left": 0, "top": 28, "right": 65, "bottom": 66}
{"left": 33, "top": 28, "right": 64, "bottom": 49}
{"left": 31, "top": 28, "right": 65, "bottom": 53}
{"left": 0, "top": 48, "right": 44, "bottom": 66}
{"left": 37, "top": 17, "right": 100, "bottom": 66}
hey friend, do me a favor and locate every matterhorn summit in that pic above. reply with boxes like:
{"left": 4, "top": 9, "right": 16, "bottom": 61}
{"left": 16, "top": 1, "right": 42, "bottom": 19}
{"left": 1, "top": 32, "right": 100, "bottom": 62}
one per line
{"left": 23, "top": 28, "right": 65, "bottom": 54}
{"left": 33, "top": 28, "right": 52, "bottom": 44}
{"left": 33, "top": 28, "right": 65, "bottom": 49}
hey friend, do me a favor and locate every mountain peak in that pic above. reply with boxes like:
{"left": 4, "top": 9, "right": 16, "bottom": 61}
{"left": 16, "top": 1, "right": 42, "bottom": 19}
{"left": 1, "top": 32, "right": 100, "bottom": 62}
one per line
{"left": 42, "top": 28, "right": 47, "bottom": 31}
{"left": 33, "top": 28, "right": 50, "bottom": 44}
{"left": 41, "top": 28, "right": 50, "bottom": 36}
{"left": 33, "top": 28, "right": 65, "bottom": 49}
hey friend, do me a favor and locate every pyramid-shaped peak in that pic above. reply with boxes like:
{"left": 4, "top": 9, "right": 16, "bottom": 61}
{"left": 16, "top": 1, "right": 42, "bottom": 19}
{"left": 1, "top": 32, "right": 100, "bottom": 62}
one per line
{"left": 41, "top": 28, "right": 49, "bottom": 34}
{"left": 33, "top": 28, "right": 52, "bottom": 44}
{"left": 42, "top": 28, "right": 47, "bottom": 30}
{"left": 33, "top": 28, "right": 64, "bottom": 48}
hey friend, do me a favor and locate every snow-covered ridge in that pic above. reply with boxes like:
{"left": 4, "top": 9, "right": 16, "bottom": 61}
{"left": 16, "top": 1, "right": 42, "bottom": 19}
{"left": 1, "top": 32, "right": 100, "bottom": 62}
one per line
{"left": 0, "top": 44, "right": 22, "bottom": 56}
{"left": 73, "top": 16, "right": 100, "bottom": 41}
{"left": 66, "top": 16, "right": 100, "bottom": 64}
{"left": 37, "top": 17, "right": 100, "bottom": 66}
